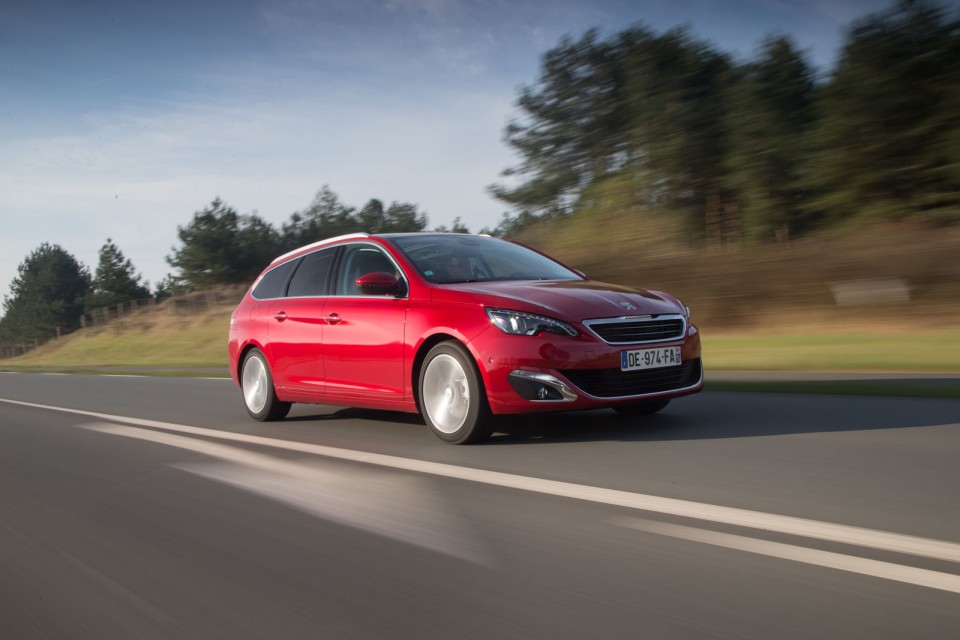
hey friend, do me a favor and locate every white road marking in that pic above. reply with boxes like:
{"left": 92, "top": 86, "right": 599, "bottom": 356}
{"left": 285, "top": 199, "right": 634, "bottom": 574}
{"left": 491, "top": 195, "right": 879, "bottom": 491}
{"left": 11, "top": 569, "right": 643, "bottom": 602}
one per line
{"left": 0, "top": 371, "right": 64, "bottom": 375}
{"left": 183, "top": 462, "right": 489, "bottom": 564}
{"left": 618, "top": 518, "right": 960, "bottom": 594}
{"left": 82, "top": 422, "right": 489, "bottom": 564}
{"left": 3, "top": 397, "right": 960, "bottom": 568}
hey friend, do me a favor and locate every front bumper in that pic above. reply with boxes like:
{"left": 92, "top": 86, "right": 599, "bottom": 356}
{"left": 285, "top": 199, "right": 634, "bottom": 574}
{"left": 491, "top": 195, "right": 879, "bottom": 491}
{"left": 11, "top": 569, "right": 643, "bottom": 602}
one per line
{"left": 472, "top": 323, "right": 703, "bottom": 414}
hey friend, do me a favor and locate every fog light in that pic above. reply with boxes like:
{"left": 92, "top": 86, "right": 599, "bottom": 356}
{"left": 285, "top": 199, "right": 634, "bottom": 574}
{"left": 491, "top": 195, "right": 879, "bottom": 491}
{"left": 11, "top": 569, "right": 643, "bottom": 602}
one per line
{"left": 508, "top": 370, "right": 578, "bottom": 402}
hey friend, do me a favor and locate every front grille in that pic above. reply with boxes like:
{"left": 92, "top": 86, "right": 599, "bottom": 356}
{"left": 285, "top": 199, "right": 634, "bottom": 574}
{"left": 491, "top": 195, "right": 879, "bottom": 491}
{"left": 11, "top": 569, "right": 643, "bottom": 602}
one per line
{"left": 560, "top": 358, "right": 702, "bottom": 398}
{"left": 584, "top": 315, "right": 685, "bottom": 345}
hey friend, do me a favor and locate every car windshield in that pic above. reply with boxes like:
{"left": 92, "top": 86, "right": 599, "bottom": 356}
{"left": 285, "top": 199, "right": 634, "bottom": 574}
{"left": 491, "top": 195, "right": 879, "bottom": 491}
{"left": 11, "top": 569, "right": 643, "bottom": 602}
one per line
{"left": 388, "top": 235, "right": 581, "bottom": 284}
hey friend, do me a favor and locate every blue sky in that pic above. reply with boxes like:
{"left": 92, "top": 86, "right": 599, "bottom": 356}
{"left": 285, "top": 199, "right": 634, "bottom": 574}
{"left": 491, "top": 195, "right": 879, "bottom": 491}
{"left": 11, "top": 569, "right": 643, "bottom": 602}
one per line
{"left": 0, "top": 0, "right": 933, "bottom": 301}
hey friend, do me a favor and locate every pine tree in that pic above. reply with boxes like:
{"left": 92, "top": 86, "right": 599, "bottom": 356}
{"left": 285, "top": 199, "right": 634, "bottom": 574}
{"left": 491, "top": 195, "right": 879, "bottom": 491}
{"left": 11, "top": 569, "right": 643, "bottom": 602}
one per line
{"left": 0, "top": 244, "right": 90, "bottom": 343}
{"left": 805, "top": 0, "right": 960, "bottom": 224}
{"left": 167, "top": 198, "right": 282, "bottom": 289}
{"left": 85, "top": 239, "right": 150, "bottom": 311}
{"left": 724, "top": 36, "right": 816, "bottom": 242}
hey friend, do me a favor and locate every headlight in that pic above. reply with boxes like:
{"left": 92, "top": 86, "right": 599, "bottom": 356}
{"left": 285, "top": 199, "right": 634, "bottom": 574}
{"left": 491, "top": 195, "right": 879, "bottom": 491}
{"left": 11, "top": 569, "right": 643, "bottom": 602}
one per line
{"left": 486, "top": 308, "right": 579, "bottom": 337}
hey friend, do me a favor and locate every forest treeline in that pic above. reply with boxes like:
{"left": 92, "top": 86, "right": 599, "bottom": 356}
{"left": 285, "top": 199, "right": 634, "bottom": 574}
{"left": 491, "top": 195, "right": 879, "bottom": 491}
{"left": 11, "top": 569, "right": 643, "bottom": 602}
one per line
{"left": 491, "top": 0, "right": 960, "bottom": 242}
{"left": 2, "top": 0, "right": 958, "bottom": 346}
{"left": 0, "top": 187, "right": 442, "bottom": 345}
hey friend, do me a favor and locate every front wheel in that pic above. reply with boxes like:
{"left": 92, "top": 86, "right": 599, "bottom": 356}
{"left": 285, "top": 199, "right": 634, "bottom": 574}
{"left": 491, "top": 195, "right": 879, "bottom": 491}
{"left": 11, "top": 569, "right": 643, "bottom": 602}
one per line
{"left": 419, "top": 341, "right": 492, "bottom": 444}
{"left": 241, "top": 349, "right": 291, "bottom": 421}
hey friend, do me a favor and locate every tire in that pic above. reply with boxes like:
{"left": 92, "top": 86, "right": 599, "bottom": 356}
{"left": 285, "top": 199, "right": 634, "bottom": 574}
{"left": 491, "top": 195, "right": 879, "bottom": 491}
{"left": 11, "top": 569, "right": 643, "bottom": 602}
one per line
{"left": 613, "top": 398, "right": 670, "bottom": 416}
{"left": 419, "top": 341, "right": 492, "bottom": 444}
{"left": 241, "top": 349, "right": 291, "bottom": 421}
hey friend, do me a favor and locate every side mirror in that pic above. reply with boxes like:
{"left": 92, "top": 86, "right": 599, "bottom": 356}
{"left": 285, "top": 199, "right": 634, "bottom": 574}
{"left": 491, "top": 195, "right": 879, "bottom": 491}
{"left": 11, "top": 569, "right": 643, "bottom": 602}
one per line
{"left": 356, "top": 271, "right": 402, "bottom": 296}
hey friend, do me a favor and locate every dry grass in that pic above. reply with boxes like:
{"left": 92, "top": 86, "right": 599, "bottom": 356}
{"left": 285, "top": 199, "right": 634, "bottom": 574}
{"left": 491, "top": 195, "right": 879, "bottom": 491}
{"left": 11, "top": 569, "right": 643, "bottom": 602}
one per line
{"left": 704, "top": 330, "right": 960, "bottom": 372}
{"left": 7, "top": 294, "right": 236, "bottom": 368}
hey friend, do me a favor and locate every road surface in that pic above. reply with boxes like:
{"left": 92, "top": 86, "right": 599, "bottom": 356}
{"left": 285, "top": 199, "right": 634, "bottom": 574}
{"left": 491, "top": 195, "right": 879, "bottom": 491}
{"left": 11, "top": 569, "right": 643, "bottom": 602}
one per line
{"left": 1, "top": 373, "right": 958, "bottom": 639}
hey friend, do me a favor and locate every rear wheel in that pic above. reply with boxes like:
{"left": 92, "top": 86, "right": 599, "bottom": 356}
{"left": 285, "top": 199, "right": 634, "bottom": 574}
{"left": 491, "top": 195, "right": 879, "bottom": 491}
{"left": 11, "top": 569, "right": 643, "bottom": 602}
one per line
{"left": 613, "top": 398, "right": 670, "bottom": 416}
{"left": 419, "top": 341, "right": 492, "bottom": 444}
{"left": 241, "top": 349, "right": 291, "bottom": 421}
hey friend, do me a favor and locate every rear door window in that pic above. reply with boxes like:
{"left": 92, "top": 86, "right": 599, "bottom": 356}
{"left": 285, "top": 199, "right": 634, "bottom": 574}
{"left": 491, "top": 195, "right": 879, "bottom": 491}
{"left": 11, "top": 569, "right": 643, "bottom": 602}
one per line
{"left": 287, "top": 247, "right": 338, "bottom": 297}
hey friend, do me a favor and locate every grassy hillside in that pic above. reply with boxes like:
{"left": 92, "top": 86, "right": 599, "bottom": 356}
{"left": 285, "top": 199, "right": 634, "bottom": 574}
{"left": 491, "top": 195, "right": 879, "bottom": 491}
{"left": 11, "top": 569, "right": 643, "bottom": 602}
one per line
{"left": 515, "top": 217, "right": 960, "bottom": 331}
{"left": 4, "top": 291, "right": 237, "bottom": 369}
{"left": 2, "top": 223, "right": 958, "bottom": 373}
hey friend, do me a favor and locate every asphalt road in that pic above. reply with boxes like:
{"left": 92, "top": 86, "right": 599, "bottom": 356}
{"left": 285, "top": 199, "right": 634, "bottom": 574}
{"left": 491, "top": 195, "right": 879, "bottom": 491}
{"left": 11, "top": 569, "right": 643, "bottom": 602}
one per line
{"left": 1, "top": 373, "right": 958, "bottom": 639}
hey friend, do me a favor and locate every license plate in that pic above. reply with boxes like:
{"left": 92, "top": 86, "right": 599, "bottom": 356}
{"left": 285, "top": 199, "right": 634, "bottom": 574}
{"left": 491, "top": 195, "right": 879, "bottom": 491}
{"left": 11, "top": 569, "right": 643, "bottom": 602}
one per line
{"left": 620, "top": 346, "right": 682, "bottom": 372}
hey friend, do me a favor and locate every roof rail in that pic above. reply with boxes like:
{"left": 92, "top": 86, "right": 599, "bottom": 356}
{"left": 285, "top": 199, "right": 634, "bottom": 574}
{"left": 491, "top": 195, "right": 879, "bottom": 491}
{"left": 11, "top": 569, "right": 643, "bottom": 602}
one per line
{"left": 272, "top": 232, "right": 370, "bottom": 263}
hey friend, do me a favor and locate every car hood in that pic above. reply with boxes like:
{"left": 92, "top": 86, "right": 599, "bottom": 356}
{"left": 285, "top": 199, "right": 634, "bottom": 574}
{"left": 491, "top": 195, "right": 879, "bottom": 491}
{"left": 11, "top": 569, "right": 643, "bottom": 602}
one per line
{"left": 433, "top": 279, "right": 685, "bottom": 321}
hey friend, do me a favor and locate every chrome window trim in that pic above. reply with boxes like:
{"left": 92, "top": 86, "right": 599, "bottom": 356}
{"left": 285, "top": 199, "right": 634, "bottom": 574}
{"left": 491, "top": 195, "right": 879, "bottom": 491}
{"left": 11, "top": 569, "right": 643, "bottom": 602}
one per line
{"left": 582, "top": 313, "right": 687, "bottom": 345}
{"left": 251, "top": 239, "right": 411, "bottom": 301}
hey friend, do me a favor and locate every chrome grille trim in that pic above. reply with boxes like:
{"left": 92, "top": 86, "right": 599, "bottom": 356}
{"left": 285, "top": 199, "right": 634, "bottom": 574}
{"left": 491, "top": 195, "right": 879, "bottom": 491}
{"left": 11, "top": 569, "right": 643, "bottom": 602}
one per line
{"left": 582, "top": 313, "right": 687, "bottom": 345}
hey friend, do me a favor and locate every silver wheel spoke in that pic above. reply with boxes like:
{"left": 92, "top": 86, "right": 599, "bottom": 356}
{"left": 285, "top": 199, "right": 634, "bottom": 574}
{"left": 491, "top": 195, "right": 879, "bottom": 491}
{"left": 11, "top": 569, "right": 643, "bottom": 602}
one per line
{"left": 423, "top": 354, "right": 470, "bottom": 434}
{"left": 242, "top": 356, "right": 268, "bottom": 414}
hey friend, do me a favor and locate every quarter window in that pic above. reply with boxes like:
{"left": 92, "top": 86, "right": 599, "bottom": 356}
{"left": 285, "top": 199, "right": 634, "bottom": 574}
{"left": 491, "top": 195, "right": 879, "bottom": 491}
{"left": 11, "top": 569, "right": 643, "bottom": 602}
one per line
{"left": 251, "top": 259, "right": 300, "bottom": 300}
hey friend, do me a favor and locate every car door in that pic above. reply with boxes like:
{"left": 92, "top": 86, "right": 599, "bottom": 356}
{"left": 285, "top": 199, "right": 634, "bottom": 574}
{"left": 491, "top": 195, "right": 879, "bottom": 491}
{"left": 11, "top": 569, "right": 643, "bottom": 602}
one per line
{"left": 265, "top": 247, "right": 337, "bottom": 398}
{"left": 320, "top": 243, "right": 409, "bottom": 404}
{"left": 246, "top": 256, "right": 301, "bottom": 362}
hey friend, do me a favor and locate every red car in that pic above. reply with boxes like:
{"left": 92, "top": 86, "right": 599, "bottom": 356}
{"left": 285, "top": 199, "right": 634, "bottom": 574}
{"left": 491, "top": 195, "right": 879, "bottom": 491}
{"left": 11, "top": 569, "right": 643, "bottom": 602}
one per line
{"left": 228, "top": 233, "right": 702, "bottom": 443}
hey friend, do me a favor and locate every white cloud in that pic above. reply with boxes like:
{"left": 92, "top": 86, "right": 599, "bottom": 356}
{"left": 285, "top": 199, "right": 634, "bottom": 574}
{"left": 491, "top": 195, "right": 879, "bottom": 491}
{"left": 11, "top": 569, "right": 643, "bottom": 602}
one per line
{"left": 0, "top": 77, "right": 517, "bottom": 300}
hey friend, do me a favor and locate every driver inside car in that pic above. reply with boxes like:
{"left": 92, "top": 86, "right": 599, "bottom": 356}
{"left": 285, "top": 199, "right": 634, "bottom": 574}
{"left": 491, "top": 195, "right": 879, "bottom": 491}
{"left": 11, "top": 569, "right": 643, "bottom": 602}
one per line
{"left": 445, "top": 255, "right": 473, "bottom": 282}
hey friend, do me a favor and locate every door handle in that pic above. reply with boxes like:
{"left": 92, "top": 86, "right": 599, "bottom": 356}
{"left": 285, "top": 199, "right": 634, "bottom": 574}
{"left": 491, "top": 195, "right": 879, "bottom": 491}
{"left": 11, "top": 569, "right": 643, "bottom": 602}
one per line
{"left": 323, "top": 313, "right": 342, "bottom": 325}
{"left": 273, "top": 311, "right": 287, "bottom": 322}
